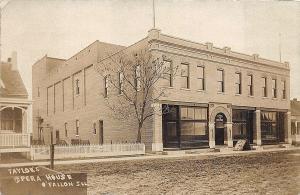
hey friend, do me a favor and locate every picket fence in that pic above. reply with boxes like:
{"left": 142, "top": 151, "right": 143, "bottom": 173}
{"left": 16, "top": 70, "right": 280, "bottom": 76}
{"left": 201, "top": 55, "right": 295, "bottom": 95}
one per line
{"left": 30, "top": 143, "right": 145, "bottom": 160}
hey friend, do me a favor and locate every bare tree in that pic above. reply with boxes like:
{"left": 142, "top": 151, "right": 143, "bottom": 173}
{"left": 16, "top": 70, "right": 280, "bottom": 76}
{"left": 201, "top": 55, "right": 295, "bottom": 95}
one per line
{"left": 96, "top": 49, "right": 177, "bottom": 143}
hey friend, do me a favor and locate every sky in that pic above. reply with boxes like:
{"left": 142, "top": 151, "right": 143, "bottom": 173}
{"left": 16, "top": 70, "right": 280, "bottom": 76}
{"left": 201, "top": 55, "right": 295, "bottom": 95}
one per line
{"left": 1, "top": 0, "right": 300, "bottom": 99}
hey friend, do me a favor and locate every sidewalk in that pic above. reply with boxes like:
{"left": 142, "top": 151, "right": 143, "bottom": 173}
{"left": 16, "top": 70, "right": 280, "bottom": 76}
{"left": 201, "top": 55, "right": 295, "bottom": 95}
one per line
{"left": 0, "top": 146, "right": 299, "bottom": 168}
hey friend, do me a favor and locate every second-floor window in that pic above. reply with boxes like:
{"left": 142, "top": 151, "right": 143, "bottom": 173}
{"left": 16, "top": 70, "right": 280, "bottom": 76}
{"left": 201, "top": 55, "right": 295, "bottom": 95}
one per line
{"left": 118, "top": 72, "right": 124, "bottom": 94}
{"left": 262, "top": 77, "right": 267, "bottom": 97}
{"left": 272, "top": 79, "right": 277, "bottom": 98}
{"left": 104, "top": 76, "right": 108, "bottom": 98}
{"left": 135, "top": 65, "right": 141, "bottom": 91}
{"left": 247, "top": 74, "right": 253, "bottom": 96}
{"left": 217, "top": 69, "right": 224, "bottom": 93}
{"left": 163, "top": 61, "right": 172, "bottom": 87}
{"left": 235, "top": 72, "right": 241, "bottom": 94}
{"left": 197, "top": 66, "right": 205, "bottom": 90}
{"left": 75, "top": 79, "right": 80, "bottom": 95}
{"left": 75, "top": 120, "right": 79, "bottom": 136}
{"left": 282, "top": 80, "right": 286, "bottom": 99}
{"left": 181, "top": 64, "right": 189, "bottom": 88}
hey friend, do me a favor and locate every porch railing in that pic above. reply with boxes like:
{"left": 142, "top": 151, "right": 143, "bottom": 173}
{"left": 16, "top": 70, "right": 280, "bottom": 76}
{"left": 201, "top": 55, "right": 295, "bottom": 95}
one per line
{"left": 0, "top": 133, "right": 31, "bottom": 147}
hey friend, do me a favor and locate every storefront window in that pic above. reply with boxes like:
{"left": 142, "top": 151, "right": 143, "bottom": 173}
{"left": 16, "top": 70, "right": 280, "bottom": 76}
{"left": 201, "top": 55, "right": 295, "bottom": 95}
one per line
{"left": 232, "top": 109, "right": 253, "bottom": 143}
{"left": 163, "top": 105, "right": 208, "bottom": 148}
{"left": 261, "top": 111, "right": 283, "bottom": 144}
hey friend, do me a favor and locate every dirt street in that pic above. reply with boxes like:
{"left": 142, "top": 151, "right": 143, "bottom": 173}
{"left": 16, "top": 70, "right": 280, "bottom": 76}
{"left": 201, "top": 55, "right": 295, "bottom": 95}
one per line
{"left": 57, "top": 150, "right": 300, "bottom": 195}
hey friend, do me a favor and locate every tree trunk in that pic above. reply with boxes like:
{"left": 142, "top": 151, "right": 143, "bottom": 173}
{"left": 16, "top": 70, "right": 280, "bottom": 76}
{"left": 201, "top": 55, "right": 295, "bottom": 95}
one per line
{"left": 137, "top": 126, "right": 142, "bottom": 143}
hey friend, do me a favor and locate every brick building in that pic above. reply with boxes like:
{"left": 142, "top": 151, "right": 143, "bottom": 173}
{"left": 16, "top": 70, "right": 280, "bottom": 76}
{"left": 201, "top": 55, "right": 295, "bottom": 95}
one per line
{"left": 32, "top": 41, "right": 138, "bottom": 145}
{"left": 32, "top": 29, "right": 292, "bottom": 151}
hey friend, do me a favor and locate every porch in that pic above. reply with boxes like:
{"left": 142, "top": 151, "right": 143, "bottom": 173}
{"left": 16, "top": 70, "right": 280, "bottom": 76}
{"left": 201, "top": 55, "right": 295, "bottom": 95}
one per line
{"left": 0, "top": 104, "right": 31, "bottom": 153}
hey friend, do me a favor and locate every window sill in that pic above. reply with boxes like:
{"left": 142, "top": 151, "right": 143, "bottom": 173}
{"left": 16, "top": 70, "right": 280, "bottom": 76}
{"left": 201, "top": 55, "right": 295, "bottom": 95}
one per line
{"left": 262, "top": 97, "right": 268, "bottom": 99}
{"left": 217, "top": 92, "right": 226, "bottom": 95}
{"left": 180, "top": 88, "right": 191, "bottom": 91}
{"left": 247, "top": 95, "right": 254, "bottom": 98}
{"left": 235, "top": 94, "right": 241, "bottom": 96}
{"left": 196, "top": 89, "right": 205, "bottom": 93}
{"left": 272, "top": 98, "right": 278, "bottom": 100}
{"left": 163, "top": 86, "right": 174, "bottom": 89}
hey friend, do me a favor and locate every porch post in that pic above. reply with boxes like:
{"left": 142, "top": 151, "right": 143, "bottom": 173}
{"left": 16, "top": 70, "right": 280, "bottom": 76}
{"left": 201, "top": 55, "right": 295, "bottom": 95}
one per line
{"left": 285, "top": 111, "right": 292, "bottom": 144}
{"left": 254, "top": 110, "right": 262, "bottom": 146}
{"left": 209, "top": 122, "right": 215, "bottom": 148}
{"left": 22, "top": 110, "right": 27, "bottom": 134}
{"left": 152, "top": 103, "right": 163, "bottom": 152}
{"left": 226, "top": 122, "right": 233, "bottom": 148}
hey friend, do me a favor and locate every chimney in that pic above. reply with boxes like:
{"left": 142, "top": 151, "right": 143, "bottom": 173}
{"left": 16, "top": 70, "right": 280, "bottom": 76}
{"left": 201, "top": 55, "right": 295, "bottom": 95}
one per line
{"left": 11, "top": 51, "right": 18, "bottom": 71}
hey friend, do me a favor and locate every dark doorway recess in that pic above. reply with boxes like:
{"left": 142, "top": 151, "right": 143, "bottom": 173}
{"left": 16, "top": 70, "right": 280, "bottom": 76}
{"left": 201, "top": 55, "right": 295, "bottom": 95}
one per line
{"left": 215, "top": 113, "right": 227, "bottom": 145}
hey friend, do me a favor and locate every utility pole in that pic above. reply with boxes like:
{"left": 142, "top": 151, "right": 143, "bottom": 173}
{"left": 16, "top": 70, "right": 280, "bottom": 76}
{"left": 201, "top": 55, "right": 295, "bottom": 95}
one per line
{"left": 279, "top": 33, "right": 282, "bottom": 63}
{"left": 153, "top": 0, "right": 156, "bottom": 28}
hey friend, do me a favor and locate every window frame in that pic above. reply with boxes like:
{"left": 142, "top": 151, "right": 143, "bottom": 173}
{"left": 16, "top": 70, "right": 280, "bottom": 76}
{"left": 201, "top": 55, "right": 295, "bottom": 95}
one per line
{"left": 235, "top": 72, "right": 242, "bottom": 95}
{"left": 281, "top": 80, "right": 286, "bottom": 99}
{"left": 262, "top": 77, "right": 267, "bottom": 97}
{"left": 197, "top": 65, "right": 205, "bottom": 90}
{"left": 64, "top": 122, "right": 68, "bottom": 137}
{"left": 135, "top": 65, "right": 141, "bottom": 91}
{"left": 104, "top": 76, "right": 108, "bottom": 98}
{"left": 217, "top": 69, "right": 224, "bottom": 93}
{"left": 181, "top": 63, "right": 190, "bottom": 89}
{"left": 163, "top": 60, "right": 173, "bottom": 87}
{"left": 75, "top": 79, "right": 80, "bottom": 95}
{"left": 247, "top": 74, "right": 253, "bottom": 96}
{"left": 118, "top": 72, "right": 124, "bottom": 94}
{"left": 272, "top": 78, "right": 277, "bottom": 98}
{"left": 75, "top": 119, "right": 79, "bottom": 136}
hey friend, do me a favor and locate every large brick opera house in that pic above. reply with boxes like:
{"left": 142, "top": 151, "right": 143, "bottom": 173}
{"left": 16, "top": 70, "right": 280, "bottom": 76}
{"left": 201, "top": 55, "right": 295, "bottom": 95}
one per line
{"left": 32, "top": 29, "right": 292, "bottom": 151}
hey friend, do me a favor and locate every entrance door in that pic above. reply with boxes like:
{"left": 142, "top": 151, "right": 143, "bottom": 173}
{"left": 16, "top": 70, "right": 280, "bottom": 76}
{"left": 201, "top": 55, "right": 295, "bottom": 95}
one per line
{"left": 215, "top": 113, "right": 227, "bottom": 145}
{"left": 215, "top": 128, "right": 224, "bottom": 145}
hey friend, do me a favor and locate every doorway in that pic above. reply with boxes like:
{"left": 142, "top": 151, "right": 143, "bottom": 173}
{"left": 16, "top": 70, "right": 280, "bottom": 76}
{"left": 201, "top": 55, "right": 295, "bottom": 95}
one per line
{"left": 215, "top": 113, "right": 227, "bottom": 145}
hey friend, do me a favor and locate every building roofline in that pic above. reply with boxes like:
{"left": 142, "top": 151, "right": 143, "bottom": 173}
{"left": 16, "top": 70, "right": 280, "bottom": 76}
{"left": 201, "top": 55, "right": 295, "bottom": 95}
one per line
{"left": 97, "top": 37, "right": 148, "bottom": 63}
{"left": 158, "top": 32, "right": 289, "bottom": 70}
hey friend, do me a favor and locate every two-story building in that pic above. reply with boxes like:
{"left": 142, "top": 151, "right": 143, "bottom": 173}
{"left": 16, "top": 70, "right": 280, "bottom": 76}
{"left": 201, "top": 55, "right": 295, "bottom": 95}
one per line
{"left": 32, "top": 29, "right": 292, "bottom": 152}
{"left": 0, "top": 52, "right": 32, "bottom": 154}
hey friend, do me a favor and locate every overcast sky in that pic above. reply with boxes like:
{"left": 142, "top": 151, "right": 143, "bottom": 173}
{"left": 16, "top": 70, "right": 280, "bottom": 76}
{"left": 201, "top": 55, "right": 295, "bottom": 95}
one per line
{"left": 1, "top": 0, "right": 300, "bottom": 99}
